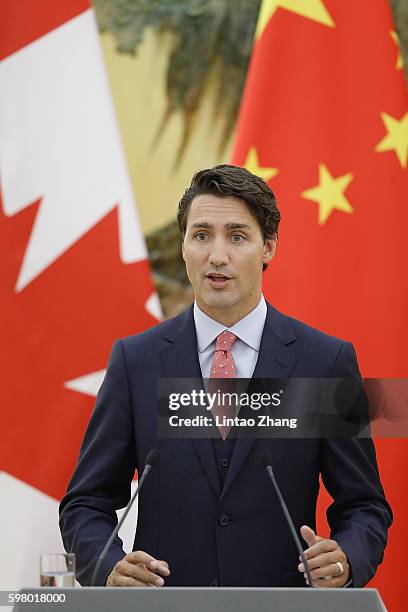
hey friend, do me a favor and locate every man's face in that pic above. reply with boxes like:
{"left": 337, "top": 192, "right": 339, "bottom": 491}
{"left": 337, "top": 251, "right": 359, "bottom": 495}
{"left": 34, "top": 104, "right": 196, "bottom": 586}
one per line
{"left": 182, "top": 194, "right": 276, "bottom": 325}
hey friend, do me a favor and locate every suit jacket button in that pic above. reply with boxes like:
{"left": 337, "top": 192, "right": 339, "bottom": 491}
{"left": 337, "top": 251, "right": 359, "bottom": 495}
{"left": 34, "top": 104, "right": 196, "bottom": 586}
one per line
{"left": 209, "top": 579, "right": 218, "bottom": 587}
{"left": 220, "top": 458, "right": 229, "bottom": 468}
{"left": 219, "top": 513, "right": 230, "bottom": 526}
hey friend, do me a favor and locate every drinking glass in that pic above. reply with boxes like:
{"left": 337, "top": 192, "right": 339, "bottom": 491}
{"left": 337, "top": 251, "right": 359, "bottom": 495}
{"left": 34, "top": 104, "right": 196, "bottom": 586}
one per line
{"left": 40, "top": 553, "right": 76, "bottom": 587}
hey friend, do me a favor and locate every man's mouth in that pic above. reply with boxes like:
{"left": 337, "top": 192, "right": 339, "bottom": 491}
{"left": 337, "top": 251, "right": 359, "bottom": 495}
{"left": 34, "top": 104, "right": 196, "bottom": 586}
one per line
{"left": 206, "top": 273, "right": 232, "bottom": 287}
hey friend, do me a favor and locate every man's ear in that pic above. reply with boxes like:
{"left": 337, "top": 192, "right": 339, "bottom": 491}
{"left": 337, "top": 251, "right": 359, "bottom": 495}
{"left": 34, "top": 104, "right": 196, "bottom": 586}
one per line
{"left": 262, "top": 238, "right": 276, "bottom": 265}
{"left": 181, "top": 239, "right": 186, "bottom": 262}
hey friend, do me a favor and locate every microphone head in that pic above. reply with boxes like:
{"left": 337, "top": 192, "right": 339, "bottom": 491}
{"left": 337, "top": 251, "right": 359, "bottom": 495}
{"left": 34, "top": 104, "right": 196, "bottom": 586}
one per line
{"left": 145, "top": 449, "right": 160, "bottom": 468}
{"left": 260, "top": 450, "right": 273, "bottom": 469}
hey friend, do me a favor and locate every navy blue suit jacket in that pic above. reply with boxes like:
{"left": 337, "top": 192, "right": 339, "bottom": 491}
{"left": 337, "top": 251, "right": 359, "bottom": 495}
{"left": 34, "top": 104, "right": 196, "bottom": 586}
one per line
{"left": 59, "top": 303, "right": 392, "bottom": 587}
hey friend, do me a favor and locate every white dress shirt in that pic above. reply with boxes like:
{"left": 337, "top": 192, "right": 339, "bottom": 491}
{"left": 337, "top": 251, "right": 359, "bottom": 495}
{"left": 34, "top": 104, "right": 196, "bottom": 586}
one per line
{"left": 193, "top": 295, "right": 267, "bottom": 379}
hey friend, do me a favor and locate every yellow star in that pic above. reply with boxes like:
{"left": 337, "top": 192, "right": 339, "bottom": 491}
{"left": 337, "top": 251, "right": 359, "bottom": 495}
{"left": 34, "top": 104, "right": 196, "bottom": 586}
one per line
{"left": 390, "top": 31, "right": 403, "bottom": 70}
{"left": 244, "top": 147, "right": 278, "bottom": 182}
{"left": 375, "top": 111, "right": 408, "bottom": 168}
{"left": 301, "top": 164, "right": 354, "bottom": 225}
{"left": 256, "top": 0, "right": 334, "bottom": 41}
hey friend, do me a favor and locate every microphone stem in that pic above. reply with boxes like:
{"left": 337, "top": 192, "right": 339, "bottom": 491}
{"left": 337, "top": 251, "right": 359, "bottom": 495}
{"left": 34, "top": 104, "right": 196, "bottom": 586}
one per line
{"left": 91, "top": 464, "right": 151, "bottom": 586}
{"left": 266, "top": 465, "right": 314, "bottom": 588}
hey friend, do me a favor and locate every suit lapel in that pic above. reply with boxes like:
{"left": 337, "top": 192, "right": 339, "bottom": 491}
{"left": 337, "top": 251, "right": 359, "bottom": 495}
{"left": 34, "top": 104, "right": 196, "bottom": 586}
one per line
{"left": 158, "top": 302, "right": 300, "bottom": 501}
{"left": 159, "top": 307, "right": 221, "bottom": 498}
{"left": 158, "top": 307, "right": 201, "bottom": 380}
{"left": 219, "top": 303, "right": 299, "bottom": 501}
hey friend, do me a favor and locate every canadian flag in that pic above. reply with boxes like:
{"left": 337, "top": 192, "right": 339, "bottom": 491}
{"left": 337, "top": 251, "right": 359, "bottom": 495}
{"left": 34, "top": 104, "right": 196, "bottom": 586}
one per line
{"left": 0, "top": 0, "right": 158, "bottom": 590}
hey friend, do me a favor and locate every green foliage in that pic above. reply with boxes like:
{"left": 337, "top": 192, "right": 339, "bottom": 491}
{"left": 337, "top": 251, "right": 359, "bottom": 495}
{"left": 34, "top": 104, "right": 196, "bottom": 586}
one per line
{"left": 93, "top": 0, "right": 260, "bottom": 163}
{"left": 390, "top": 0, "right": 408, "bottom": 83}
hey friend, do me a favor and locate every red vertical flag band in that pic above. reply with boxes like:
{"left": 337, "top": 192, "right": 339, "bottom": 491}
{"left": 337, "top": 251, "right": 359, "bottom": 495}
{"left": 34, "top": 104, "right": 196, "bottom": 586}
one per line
{"left": 0, "top": 0, "right": 158, "bottom": 589}
{"left": 233, "top": 0, "right": 407, "bottom": 609}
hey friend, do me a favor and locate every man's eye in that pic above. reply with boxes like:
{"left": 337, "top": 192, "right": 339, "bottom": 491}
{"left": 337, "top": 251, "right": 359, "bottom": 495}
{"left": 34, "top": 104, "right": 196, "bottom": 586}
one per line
{"left": 232, "top": 234, "right": 245, "bottom": 242}
{"left": 194, "top": 233, "right": 208, "bottom": 241}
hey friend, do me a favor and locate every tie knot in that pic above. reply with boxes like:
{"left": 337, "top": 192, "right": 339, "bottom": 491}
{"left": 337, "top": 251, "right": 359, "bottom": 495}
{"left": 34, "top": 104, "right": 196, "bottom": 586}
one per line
{"left": 215, "top": 330, "right": 237, "bottom": 352}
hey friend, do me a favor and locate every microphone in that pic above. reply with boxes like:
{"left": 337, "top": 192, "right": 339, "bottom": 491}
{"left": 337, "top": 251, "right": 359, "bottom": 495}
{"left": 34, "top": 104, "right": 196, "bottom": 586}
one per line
{"left": 91, "top": 449, "right": 160, "bottom": 586}
{"left": 260, "top": 450, "right": 315, "bottom": 587}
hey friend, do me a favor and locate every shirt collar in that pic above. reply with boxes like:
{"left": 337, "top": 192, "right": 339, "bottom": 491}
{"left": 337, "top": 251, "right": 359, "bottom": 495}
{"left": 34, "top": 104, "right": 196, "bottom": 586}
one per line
{"left": 193, "top": 295, "right": 267, "bottom": 353}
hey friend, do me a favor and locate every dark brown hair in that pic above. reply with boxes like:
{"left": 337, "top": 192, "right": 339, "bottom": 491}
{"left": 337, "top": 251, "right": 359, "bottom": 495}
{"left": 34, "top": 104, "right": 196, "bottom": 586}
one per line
{"left": 177, "top": 164, "right": 280, "bottom": 244}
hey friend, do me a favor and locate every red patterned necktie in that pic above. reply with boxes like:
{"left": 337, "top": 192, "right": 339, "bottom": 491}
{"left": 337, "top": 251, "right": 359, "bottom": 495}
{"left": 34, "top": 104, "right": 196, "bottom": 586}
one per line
{"left": 209, "top": 331, "right": 237, "bottom": 440}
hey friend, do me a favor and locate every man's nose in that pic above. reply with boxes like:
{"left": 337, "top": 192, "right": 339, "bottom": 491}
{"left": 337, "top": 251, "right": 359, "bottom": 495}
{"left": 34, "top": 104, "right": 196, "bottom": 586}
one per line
{"left": 208, "top": 238, "right": 229, "bottom": 266}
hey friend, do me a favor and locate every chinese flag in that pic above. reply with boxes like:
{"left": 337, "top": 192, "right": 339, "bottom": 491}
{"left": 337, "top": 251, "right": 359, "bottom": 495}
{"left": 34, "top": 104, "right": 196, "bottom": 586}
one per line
{"left": 0, "top": 0, "right": 158, "bottom": 590}
{"left": 233, "top": 0, "right": 407, "bottom": 609}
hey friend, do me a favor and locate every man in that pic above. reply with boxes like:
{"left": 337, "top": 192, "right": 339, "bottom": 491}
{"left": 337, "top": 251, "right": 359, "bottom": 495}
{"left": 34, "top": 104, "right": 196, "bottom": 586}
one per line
{"left": 59, "top": 164, "right": 392, "bottom": 589}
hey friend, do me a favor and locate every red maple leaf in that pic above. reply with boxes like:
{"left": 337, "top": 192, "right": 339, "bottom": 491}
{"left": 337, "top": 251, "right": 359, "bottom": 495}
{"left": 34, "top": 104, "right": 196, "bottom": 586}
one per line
{"left": 0, "top": 197, "right": 157, "bottom": 500}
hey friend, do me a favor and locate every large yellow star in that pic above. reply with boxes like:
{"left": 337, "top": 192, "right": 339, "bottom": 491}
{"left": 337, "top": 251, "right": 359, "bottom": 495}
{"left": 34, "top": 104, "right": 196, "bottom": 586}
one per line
{"left": 375, "top": 111, "right": 408, "bottom": 168}
{"left": 301, "top": 164, "right": 354, "bottom": 225}
{"left": 244, "top": 147, "right": 279, "bottom": 182}
{"left": 390, "top": 31, "right": 403, "bottom": 70}
{"left": 256, "top": 0, "right": 334, "bottom": 41}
